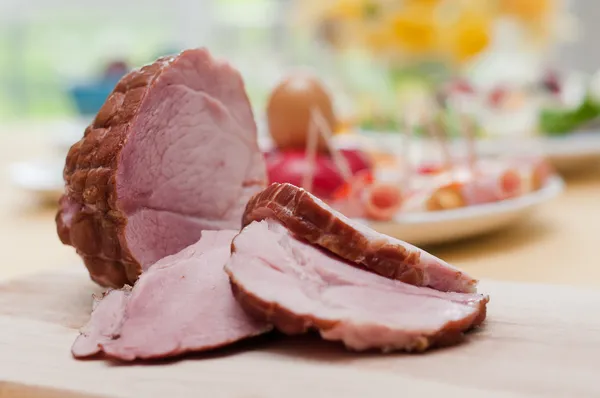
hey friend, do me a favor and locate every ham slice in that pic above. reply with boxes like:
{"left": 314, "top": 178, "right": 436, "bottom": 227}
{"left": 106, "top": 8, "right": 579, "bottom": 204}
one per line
{"left": 362, "top": 183, "right": 403, "bottom": 221}
{"left": 330, "top": 171, "right": 403, "bottom": 221}
{"left": 72, "top": 230, "right": 272, "bottom": 361}
{"left": 225, "top": 220, "right": 488, "bottom": 352}
{"left": 71, "top": 287, "right": 131, "bottom": 358}
{"left": 243, "top": 182, "right": 477, "bottom": 293}
{"left": 402, "top": 164, "right": 522, "bottom": 212}
{"left": 514, "top": 156, "right": 553, "bottom": 193}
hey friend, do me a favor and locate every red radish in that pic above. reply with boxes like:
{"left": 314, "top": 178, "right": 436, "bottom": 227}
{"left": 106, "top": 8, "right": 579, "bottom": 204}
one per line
{"left": 265, "top": 149, "right": 372, "bottom": 200}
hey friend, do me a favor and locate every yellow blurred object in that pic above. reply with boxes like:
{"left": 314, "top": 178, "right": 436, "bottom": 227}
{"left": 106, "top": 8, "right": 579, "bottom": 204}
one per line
{"left": 334, "top": 118, "right": 354, "bottom": 134}
{"left": 390, "top": 3, "right": 439, "bottom": 54}
{"left": 499, "top": 0, "right": 552, "bottom": 21}
{"left": 295, "top": 0, "right": 566, "bottom": 71}
{"left": 405, "top": 0, "right": 442, "bottom": 5}
{"left": 327, "top": 0, "right": 372, "bottom": 19}
{"left": 364, "top": 25, "right": 395, "bottom": 54}
{"left": 445, "top": 9, "right": 492, "bottom": 63}
{"left": 498, "top": 0, "right": 556, "bottom": 47}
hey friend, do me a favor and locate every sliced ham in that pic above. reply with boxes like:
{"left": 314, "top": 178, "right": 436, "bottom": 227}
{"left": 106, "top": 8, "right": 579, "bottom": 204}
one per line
{"left": 330, "top": 171, "right": 403, "bottom": 221}
{"left": 362, "top": 183, "right": 403, "bottom": 221}
{"left": 513, "top": 156, "right": 553, "bottom": 192}
{"left": 225, "top": 220, "right": 488, "bottom": 352}
{"left": 56, "top": 48, "right": 266, "bottom": 288}
{"left": 402, "top": 164, "right": 522, "bottom": 212}
{"left": 72, "top": 230, "right": 272, "bottom": 361}
{"left": 71, "top": 287, "right": 131, "bottom": 358}
{"left": 243, "top": 182, "right": 477, "bottom": 293}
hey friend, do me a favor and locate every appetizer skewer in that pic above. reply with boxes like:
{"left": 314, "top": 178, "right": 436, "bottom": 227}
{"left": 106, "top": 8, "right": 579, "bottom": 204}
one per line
{"left": 301, "top": 107, "right": 320, "bottom": 193}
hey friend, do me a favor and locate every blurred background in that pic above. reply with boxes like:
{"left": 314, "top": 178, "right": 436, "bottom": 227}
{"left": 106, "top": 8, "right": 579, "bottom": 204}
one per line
{"left": 1, "top": 0, "right": 600, "bottom": 285}
{"left": 0, "top": 0, "right": 596, "bottom": 123}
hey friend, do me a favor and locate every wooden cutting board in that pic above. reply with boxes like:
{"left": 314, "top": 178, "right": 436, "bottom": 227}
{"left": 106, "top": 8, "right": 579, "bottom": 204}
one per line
{"left": 1, "top": 267, "right": 599, "bottom": 398}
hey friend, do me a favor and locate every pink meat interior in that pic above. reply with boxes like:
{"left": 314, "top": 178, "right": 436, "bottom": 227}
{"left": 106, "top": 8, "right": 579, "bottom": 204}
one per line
{"left": 116, "top": 51, "right": 265, "bottom": 270}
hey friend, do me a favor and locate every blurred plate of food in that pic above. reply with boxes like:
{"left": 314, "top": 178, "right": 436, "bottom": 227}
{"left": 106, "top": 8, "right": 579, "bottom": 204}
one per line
{"left": 8, "top": 159, "right": 64, "bottom": 204}
{"left": 467, "top": 68, "right": 600, "bottom": 172}
{"left": 256, "top": 69, "right": 563, "bottom": 246}
{"left": 49, "top": 118, "right": 90, "bottom": 155}
{"left": 331, "top": 156, "right": 563, "bottom": 246}
{"left": 362, "top": 174, "right": 563, "bottom": 246}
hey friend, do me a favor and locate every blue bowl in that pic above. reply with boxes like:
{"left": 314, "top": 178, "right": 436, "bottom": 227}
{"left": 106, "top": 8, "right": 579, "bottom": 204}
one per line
{"left": 68, "top": 77, "right": 121, "bottom": 116}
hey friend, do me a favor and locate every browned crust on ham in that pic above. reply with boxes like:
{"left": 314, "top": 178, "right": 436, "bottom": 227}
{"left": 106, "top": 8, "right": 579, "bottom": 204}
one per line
{"left": 242, "top": 183, "right": 471, "bottom": 290}
{"left": 55, "top": 55, "right": 176, "bottom": 288}
{"left": 227, "top": 269, "right": 487, "bottom": 352}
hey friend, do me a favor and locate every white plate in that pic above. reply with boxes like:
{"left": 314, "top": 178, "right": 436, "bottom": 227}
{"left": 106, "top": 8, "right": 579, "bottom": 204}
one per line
{"left": 8, "top": 160, "right": 64, "bottom": 203}
{"left": 536, "top": 132, "right": 600, "bottom": 172}
{"left": 357, "top": 128, "right": 600, "bottom": 173}
{"left": 45, "top": 118, "right": 91, "bottom": 155}
{"left": 477, "top": 132, "right": 600, "bottom": 173}
{"left": 357, "top": 175, "right": 564, "bottom": 246}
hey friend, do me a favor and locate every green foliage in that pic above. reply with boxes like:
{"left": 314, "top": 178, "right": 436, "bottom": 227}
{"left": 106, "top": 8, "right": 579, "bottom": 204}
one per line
{"left": 539, "top": 96, "right": 600, "bottom": 135}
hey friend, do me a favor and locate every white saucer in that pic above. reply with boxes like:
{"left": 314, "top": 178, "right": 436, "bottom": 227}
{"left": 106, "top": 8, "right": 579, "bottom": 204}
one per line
{"left": 357, "top": 175, "right": 564, "bottom": 246}
{"left": 537, "top": 132, "right": 600, "bottom": 172}
{"left": 357, "top": 128, "right": 600, "bottom": 173}
{"left": 476, "top": 132, "right": 600, "bottom": 173}
{"left": 8, "top": 160, "right": 64, "bottom": 203}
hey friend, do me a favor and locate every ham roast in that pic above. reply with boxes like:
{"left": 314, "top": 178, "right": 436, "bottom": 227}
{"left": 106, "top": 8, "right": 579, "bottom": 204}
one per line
{"left": 56, "top": 48, "right": 266, "bottom": 288}
{"left": 225, "top": 220, "right": 488, "bottom": 352}
{"left": 72, "top": 230, "right": 272, "bottom": 360}
{"left": 243, "top": 182, "right": 477, "bottom": 293}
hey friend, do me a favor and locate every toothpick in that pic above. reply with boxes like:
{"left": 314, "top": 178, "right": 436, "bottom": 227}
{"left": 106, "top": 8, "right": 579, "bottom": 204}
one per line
{"left": 431, "top": 93, "right": 454, "bottom": 173}
{"left": 301, "top": 108, "right": 319, "bottom": 193}
{"left": 428, "top": 113, "right": 453, "bottom": 172}
{"left": 311, "top": 107, "right": 353, "bottom": 183}
{"left": 462, "top": 113, "right": 478, "bottom": 175}
{"left": 398, "top": 109, "right": 415, "bottom": 191}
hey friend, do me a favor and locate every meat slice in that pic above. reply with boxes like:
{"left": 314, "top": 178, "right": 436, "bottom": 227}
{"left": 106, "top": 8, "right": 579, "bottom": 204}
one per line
{"left": 225, "top": 220, "right": 488, "bottom": 352}
{"left": 243, "top": 183, "right": 477, "bottom": 293}
{"left": 362, "top": 183, "right": 403, "bottom": 221}
{"left": 402, "top": 165, "right": 522, "bottom": 212}
{"left": 71, "top": 287, "right": 131, "bottom": 358}
{"left": 72, "top": 230, "right": 272, "bottom": 361}
{"left": 56, "top": 48, "right": 266, "bottom": 288}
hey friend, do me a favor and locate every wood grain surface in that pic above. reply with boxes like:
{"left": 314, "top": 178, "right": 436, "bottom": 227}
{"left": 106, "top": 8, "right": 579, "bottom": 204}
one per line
{"left": 1, "top": 268, "right": 600, "bottom": 398}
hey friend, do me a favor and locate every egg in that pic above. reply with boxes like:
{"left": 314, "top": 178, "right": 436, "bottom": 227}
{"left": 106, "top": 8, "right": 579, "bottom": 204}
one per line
{"left": 266, "top": 73, "right": 337, "bottom": 152}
